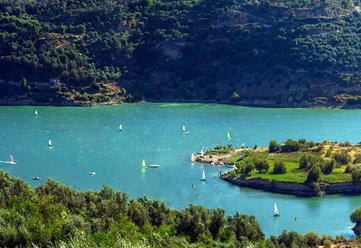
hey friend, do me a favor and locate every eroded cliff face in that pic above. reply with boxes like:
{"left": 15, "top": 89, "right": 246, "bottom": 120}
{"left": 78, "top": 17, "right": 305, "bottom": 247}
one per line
{"left": 222, "top": 175, "right": 361, "bottom": 196}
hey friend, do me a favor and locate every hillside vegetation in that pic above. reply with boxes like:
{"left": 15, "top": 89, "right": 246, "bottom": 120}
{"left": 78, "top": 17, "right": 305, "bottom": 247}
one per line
{"left": 1, "top": 0, "right": 361, "bottom": 106}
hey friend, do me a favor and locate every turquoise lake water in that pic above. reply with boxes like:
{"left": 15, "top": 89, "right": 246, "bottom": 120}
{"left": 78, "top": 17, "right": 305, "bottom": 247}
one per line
{"left": 0, "top": 103, "right": 360, "bottom": 237}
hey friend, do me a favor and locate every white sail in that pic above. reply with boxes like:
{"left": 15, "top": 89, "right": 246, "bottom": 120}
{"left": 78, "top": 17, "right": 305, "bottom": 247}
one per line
{"left": 182, "top": 124, "right": 189, "bottom": 134}
{"left": 48, "top": 139, "right": 53, "bottom": 148}
{"left": 10, "top": 155, "right": 16, "bottom": 164}
{"left": 200, "top": 148, "right": 204, "bottom": 157}
{"left": 119, "top": 124, "right": 122, "bottom": 131}
{"left": 201, "top": 170, "right": 206, "bottom": 181}
{"left": 191, "top": 153, "right": 195, "bottom": 161}
{"left": 274, "top": 203, "right": 279, "bottom": 216}
{"left": 35, "top": 110, "right": 38, "bottom": 116}
{"left": 142, "top": 159, "right": 146, "bottom": 168}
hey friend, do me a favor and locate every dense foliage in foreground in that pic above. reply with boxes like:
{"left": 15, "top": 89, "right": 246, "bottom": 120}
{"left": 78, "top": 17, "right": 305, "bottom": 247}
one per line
{"left": 1, "top": 0, "right": 361, "bottom": 106}
{"left": 0, "top": 170, "right": 358, "bottom": 247}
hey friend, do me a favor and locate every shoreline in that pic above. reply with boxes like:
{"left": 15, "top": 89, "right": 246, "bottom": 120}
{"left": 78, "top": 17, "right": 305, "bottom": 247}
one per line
{"left": 0, "top": 98, "right": 347, "bottom": 109}
{"left": 221, "top": 174, "right": 361, "bottom": 197}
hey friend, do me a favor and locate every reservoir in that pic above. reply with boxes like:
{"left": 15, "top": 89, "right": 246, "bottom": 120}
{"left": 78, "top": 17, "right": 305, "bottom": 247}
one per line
{"left": 0, "top": 103, "right": 360, "bottom": 237}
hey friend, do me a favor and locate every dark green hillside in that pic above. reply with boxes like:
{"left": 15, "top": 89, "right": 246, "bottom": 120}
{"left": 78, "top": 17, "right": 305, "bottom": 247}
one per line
{"left": 1, "top": 0, "right": 361, "bottom": 107}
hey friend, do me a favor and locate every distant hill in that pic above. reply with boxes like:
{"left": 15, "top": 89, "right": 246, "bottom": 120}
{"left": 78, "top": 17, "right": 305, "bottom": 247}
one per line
{"left": 1, "top": 0, "right": 361, "bottom": 107}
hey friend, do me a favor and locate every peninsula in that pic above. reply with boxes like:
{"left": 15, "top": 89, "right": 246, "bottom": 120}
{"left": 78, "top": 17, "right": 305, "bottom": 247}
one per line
{"left": 196, "top": 139, "right": 361, "bottom": 196}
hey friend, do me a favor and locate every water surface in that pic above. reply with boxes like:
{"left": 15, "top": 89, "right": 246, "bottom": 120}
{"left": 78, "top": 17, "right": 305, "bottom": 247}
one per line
{"left": 0, "top": 103, "right": 360, "bottom": 237}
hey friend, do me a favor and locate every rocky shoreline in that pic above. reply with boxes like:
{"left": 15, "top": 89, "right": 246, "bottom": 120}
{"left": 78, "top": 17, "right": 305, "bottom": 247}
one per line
{"left": 221, "top": 174, "right": 361, "bottom": 197}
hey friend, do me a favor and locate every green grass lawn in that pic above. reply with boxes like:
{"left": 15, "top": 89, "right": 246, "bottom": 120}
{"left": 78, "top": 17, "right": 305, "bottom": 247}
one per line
{"left": 229, "top": 151, "right": 353, "bottom": 183}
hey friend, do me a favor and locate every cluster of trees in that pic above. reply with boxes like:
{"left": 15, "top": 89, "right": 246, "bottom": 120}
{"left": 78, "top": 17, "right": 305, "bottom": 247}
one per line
{"left": 0, "top": 170, "right": 355, "bottom": 247}
{"left": 210, "top": 144, "right": 234, "bottom": 155}
{"left": 299, "top": 154, "right": 337, "bottom": 182}
{"left": 236, "top": 157, "right": 287, "bottom": 175}
{"left": 269, "top": 139, "right": 320, "bottom": 153}
{"left": 1, "top": 0, "right": 361, "bottom": 104}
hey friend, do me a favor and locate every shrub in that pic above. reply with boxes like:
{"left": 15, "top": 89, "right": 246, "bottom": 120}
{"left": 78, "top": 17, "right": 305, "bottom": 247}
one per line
{"left": 273, "top": 161, "right": 287, "bottom": 174}
{"left": 280, "top": 139, "right": 301, "bottom": 153}
{"left": 240, "top": 160, "right": 255, "bottom": 175}
{"left": 322, "top": 239, "right": 331, "bottom": 248}
{"left": 269, "top": 140, "right": 279, "bottom": 153}
{"left": 352, "top": 169, "right": 361, "bottom": 182}
{"left": 354, "top": 154, "right": 361, "bottom": 164}
{"left": 278, "top": 231, "right": 307, "bottom": 248}
{"left": 350, "top": 207, "right": 361, "bottom": 224}
{"left": 307, "top": 166, "right": 320, "bottom": 183}
{"left": 299, "top": 154, "right": 314, "bottom": 170}
{"left": 304, "top": 231, "right": 319, "bottom": 247}
{"left": 254, "top": 159, "right": 269, "bottom": 174}
{"left": 335, "top": 235, "right": 346, "bottom": 243}
{"left": 344, "top": 165, "right": 351, "bottom": 173}
{"left": 334, "top": 151, "right": 349, "bottom": 165}
{"left": 321, "top": 160, "right": 334, "bottom": 175}
{"left": 325, "top": 146, "right": 333, "bottom": 158}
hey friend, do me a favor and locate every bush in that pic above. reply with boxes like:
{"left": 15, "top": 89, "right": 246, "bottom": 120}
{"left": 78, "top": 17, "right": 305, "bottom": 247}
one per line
{"left": 278, "top": 231, "right": 307, "bottom": 248}
{"left": 334, "top": 151, "right": 349, "bottom": 165}
{"left": 322, "top": 239, "right": 331, "bottom": 248}
{"left": 307, "top": 166, "right": 320, "bottom": 183}
{"left": 345, "top": 165, "right": 355, "bottom": 173}
{"left": 304, "top": 231, "right": 319, "bottom": 247}
{"left": 321, "top": 160, "right": 334, "bottom": 175}
{"left": 280, "top": 139, "right": 302, "bottom": 153}
{"left": 325, "top": 146, "right": 333, "bottom": 158}
{"left": 299, "top": 154, "right": 314, "bottom": 170}
{"left": 273, "top": 161, "right": 287, "bottom": 174}
{"left": 350, "top": 207, "right": 361, "bottom": 224}
{"left": 352, "top": 169, "right": 361, "bottom": 182}
{"left": 269, "top": 140, "right": 279, "bottom": 153}
{"left": 240, "top": 160, "right": 255, "bottom": 175}
{"left": 354, "top": 153, "right": 361, "bottom": 164}
{"left": 254, "top": 159, "right": 269, "bottom": 173}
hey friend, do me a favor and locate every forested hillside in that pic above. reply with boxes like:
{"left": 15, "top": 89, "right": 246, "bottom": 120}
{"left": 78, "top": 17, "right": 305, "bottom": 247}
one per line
{"left": 1, "top": 0, "right": 361, "bottom": 107}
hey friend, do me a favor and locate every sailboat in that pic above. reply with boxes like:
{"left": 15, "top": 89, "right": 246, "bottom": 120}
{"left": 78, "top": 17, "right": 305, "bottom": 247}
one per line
{"left": 200, "top": 148, "right": 205, "bottom": 157}
{"left": 48, "top": 139, "right": 53, "bottom": 149}
{"left": 118, "top": 124, "right": 122, "bottom": 131}
{"left": 9, "top": 155, "right": 16, "bottom": 165}
{"left": 191, "top": 153, "right": 195, "bottom": 162}
{"left": 274, "top": 203, "right": 280, "bottom": 217}
{"left": 89, "top": 171, "right": 96, "bottom": 176}
{"left": 182, "top": 125, "right": 189, "bottom": 134}
{"left": 142, "top": 159, "right": 147, "bottom": 168}
{"left": 201, "top": 169, "right": 206, "bottom": 181}
{"left": 148, "top": 151, "right": 160, "bottom": 168}
{"left": 227, "top": 131, "right": 231, "bottom": 140}
{"left": 35, "top": 110, "right": 38, "bottom": 116}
